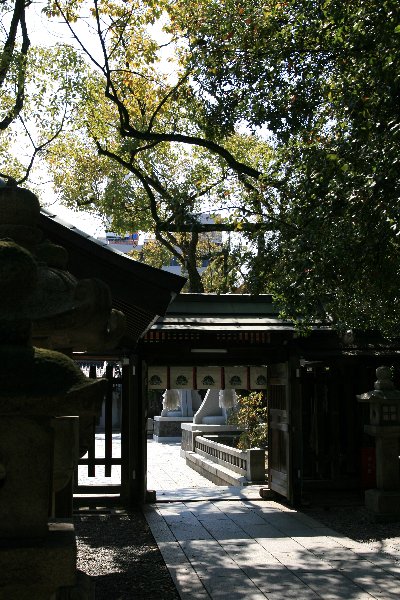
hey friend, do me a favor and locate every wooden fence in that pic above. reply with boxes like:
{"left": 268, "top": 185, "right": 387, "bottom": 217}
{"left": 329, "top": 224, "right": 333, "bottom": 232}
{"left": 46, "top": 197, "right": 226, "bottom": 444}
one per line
{"left": 74, "top": 361, "right": 124, "bottom": 498}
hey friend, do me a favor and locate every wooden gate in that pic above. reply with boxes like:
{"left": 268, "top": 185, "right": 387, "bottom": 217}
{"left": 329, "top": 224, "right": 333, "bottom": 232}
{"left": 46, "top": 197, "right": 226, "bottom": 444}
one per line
{"left": 268, "top": 362, "right": 291, "bottom": 500}
{"left": 74, "top": 361, "right": 126, "bottom": 503}
{"left": 268, "top": 361, "right": 301, "bottom": 505}
{"left": 72, "top": 355, "right": 146, "bottom": 508}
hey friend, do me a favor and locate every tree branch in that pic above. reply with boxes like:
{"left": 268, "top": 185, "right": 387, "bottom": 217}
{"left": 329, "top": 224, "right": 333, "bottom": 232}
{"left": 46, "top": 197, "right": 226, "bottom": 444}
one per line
{"left": 54, "top": 0, "right": 105, "bottom": 73}
{"left": 96, "top": 140, "right": 175, "bottom": 201}
{"left": 147, "top": 69, "right": 192, "bottom": 132}
{"left": 0, "top": 0, "right": 30, "bottom": 130}
{"left": 17, "top": 108, "right": 67, "bottom": 184}
{"left": 188, "top": 177, "right": 226, "bottom": 202}
{"left": 96, "top": 141, "right": 164, "bottom": 228}
{"left": 154, "top": 229, "right": 182, "bottom": 260}
{"left": 0, "top": 0, "right": 25, "bottom": 86}
{"left": 155, "top": 221, "right": 269, "bottom": 233}
{"left": 121, "top": 116, "right": 263, "bottom": 180}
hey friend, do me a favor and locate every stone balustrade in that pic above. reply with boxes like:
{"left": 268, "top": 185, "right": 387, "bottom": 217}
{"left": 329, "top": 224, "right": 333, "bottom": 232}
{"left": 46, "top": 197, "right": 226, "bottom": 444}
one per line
{"left": 194, "top": 435, "right": 266, "bottom": 483}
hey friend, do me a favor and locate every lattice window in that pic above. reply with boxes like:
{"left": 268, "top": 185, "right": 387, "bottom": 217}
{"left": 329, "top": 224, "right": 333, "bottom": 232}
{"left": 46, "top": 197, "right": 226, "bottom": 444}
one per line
{"left": 383, "top": 405, "right": 398, "bottom": 422}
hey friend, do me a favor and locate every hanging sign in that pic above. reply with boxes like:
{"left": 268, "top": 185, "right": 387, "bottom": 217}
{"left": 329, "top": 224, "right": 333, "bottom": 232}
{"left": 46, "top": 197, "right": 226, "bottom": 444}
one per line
{"left": 250, "top": 366, "right": 268, "bottom": 389}
{"left": 149, "top": 365, "right": 269, "bottom": 390}
{"left": 224, "top": 366, "right": 248, "bottom": 390}
{"left": 170, "top": 366, "right": 193, "bottom": 389}
{"left": 148, "top": 366, "right": 168, "bottom": 389}
{"left": 196, "top": 366, "right": 221, "bottom": 389}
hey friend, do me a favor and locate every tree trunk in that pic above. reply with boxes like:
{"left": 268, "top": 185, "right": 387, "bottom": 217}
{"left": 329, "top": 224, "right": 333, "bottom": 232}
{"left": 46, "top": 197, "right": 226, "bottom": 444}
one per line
{"left": 182, "top": 232, "right": 204, "bottom": 293}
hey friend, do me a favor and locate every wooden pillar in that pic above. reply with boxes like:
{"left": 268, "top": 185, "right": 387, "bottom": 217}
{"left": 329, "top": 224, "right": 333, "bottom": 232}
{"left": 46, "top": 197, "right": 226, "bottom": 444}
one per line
{"left": 120, "top": 354, "right": 147, "bottom": 507}
{"left": 132, "top": 356, "right": 147, "bottom": 505}
{"left": 290, "top": 357, "right": 303, "bottom": 507}
{"left": 120, "top": 356, "right": 132, "bottom": 506}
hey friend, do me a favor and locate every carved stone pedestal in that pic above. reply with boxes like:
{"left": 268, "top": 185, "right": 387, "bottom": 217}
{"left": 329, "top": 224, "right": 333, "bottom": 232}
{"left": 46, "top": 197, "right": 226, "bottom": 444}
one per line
{"left": 153, "top": 415, "right": 194, "bottom": 442}
{"left": 365, "top": 489, "right": 400, "bottom": 522}
{"left": 0, "top": 416, "right": 53, "bottom": 538}
{"left": 0, "top": 523, "right": 76, "bottom": 600}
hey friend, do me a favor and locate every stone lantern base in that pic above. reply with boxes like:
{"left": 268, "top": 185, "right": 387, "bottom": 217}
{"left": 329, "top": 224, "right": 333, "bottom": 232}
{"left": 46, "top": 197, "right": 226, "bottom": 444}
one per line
{"left": 0, "top": 522, "right": 95, "bottom": 599}
{"left": 365, "top": 489, "right": 400, "bottom": 522}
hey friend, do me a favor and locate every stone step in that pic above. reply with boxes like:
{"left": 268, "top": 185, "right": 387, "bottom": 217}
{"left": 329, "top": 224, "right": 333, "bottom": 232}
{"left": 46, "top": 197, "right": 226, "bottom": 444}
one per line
{"left": 185, "top": 451, "right": 247, "bottom": 487}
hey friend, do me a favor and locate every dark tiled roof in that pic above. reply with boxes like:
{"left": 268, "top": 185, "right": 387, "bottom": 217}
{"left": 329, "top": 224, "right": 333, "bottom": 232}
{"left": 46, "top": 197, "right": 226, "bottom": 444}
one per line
{"left": 39, "top": 208, "right": 186, "bottom": 344}
{"left": 152, "top": 293, "right": 330, "bottom": 332}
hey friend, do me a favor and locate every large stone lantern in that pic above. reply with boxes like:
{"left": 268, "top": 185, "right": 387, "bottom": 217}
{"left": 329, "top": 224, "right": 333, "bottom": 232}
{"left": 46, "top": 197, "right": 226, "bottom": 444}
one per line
{"left": 357, "top": 366, "right": 400, "bottom": 520}
{"left": 0, "top": 182, "right": 125, "bottom": 598}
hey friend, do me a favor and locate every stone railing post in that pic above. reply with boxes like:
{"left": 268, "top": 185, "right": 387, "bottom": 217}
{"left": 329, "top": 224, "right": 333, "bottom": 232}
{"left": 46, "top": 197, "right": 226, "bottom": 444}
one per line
{"left": 247, "top": 448, "right": 266, "bottom": 482}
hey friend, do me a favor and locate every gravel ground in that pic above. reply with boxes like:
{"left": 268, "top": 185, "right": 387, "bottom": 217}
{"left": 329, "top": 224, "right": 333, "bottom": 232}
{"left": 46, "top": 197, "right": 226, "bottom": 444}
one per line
{"left": 303, "top": 500, "right": 400, "bottom": 551}
{"left": 75, "top": 494, "right": 400, "bottom": 599}
{"left": 75, "top": 509, "right": 179, "bottom": 600}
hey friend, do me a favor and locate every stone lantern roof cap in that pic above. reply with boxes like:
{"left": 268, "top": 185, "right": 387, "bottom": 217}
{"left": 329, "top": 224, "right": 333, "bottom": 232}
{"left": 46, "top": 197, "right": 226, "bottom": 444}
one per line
{"left": 357, "top": 366, "right": 400, "bottom": 402}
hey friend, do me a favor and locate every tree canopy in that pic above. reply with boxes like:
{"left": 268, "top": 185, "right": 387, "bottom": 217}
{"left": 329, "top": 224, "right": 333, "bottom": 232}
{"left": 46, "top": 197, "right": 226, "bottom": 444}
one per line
{"left": 167, "top": 0, "right": 400, "bottom": 334}
{"left": 136, "top": 232, "right": 246, "bottom": 293}
{"left": 0, "top": 2, "right": 91, "bottom": 184}
{"left": 41, "top": 0, "right": 272, "bottom": 291}
{"left": 1, "top": 0, "right": 400, "bottom": 333}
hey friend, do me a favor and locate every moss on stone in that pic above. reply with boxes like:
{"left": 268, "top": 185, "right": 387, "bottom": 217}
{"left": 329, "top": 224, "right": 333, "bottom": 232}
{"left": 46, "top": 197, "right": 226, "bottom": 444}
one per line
{"left": 0, "top": 241, "right": 38, "bottom": 312}
{"left": 0, "top": 345, "right": 89, "bottom": 396}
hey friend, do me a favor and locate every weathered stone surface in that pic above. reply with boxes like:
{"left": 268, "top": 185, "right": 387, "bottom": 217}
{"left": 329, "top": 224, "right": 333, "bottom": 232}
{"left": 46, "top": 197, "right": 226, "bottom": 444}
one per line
{"left": 0, "top": 345, "right": 106, "bottom": 399}
{"left": 365, "top": 488, "right": 400, "bottom": 520}
{"left": 154, "top": 417, "right": 191, "bottom": 438}
{"left": 181, "top": 427, "right": 199, "bottom": 452}
{"left": 53, "top": 417, "right": 80, "bottom": 493}
{"left": 0, "top": 416, "right": 53, "bottom": 538}
{"left": 0, "top": 377, "right": 106, "bottom": 415}
{"left": 0, "top": 523, "right": 76, "bottom": 600}
{"left": 0, "top": 183, "right": 114, "bottom": 598}
{"left": 193, "top": 389, "right": 225, "bottom": 424}
{"left": 358, "top": 367, "right": 400, "bottom": 520}
{"left": 248, "top": 448, "right": 266, "bottom": 482}
{"left": 0, "top": 183, "right": 126, "bottom": 352}
{"left": 56, "top": 569, "right": 95, "bottom": 600}
{"left": 0, "top": 185, "right": 42, "bottom": 247}
{"left": 181, "top": 423, "right": 241, "bottom": 452}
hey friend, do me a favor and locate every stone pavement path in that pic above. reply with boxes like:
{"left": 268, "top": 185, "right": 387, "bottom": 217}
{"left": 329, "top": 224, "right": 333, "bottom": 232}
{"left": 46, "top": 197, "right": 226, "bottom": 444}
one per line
{"left": 77, "top": 435, "right": 400, "bottom": 599}
{"left": 144, "top": 498, "right": 400, "bottom": 600}
{"left": 147, "top": 440, "right": 217, "bottom": 491}
{"left": 143, "top": 440, "right": 400, "bottom": 600}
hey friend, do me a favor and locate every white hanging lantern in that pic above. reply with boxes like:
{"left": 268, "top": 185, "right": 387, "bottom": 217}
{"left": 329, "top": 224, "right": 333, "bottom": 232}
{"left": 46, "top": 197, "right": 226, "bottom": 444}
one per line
{"left": 219, "top": 389, "right": 238, "bottom": 409}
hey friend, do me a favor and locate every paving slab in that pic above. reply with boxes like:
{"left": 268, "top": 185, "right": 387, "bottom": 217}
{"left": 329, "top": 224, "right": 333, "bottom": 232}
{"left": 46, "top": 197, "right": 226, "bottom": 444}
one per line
{"left": 77, "top": 437, "right": 400, "bottom": 599}
{"left": 143, "top": 440, "right": 400, "bottom": 600}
